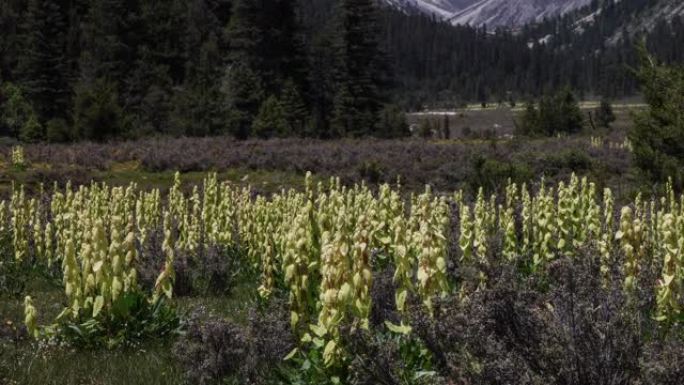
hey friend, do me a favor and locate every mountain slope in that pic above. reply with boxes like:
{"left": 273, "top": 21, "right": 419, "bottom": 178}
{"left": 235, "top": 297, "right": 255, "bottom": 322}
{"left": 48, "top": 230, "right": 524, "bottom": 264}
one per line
{"left": 606, "top": 0, "right": 684, "bottom": 44}
{"left": 383, "top": 0, "right": 477, "bottom": 19}
{"left": 448, "top": 0, "right": 592, "bottom": 27}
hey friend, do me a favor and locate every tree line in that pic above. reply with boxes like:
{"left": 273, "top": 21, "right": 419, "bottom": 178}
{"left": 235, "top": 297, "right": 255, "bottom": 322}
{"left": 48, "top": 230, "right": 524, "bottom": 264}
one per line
{"left": 0, "top": 0, "right": 408, "bottom": 142}
{"left": 1, "top": 0, "right": 682, "bottom": 142}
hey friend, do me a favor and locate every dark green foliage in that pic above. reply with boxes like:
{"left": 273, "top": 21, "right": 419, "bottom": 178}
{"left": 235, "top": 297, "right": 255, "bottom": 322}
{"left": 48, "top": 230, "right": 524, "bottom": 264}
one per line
{"left": 175, "top": 313, "right": 252, "bottom": 384}
{"left": 224, "top": 0, "right": 311, "bottom": 139}
{"left": 468, "top": 156, "right": 534, "bottom": 194}
{"left": 330, "top": 0, "right": 386, "bottom": 137}
{"left": 543, "top": 149, "right": 594, "bottom": 174}
{"left": 0, "top": 82, "right": 35, "bottom": 137}
{"left": 418, "top": 119, "right": 432, "bottom": 139}
{"left": 517, "top": 88, "right": 584, "bottom": 136}
{"left": 78, "top": 0, "right": 130, "bottom": 83}
{"left": 629, "top": 47, "right": 684, "bottom": 188}
{"left": 252, "top": 96, "right": 289, "bottom": 139}
{"left": 377, "top": 104, "right": 409, "bottom": 139}
{"left": 72, "top": 78, "right": 125, "bottom": 141}
{"left": 0, "top": 1, "right": 23, "bottom": 80}
{"left": 19, "top": 113, "right": 43, "bottom": 143}
{"left": 46, "top": 118, "right": 72, "bottom": 143}
{"left": 0, "top": 231, "right": 27, "bottom": 296}
{"left": 596, "top": 99, "right": 616, "bottom": 128}
{"left": 169, "top": 33, "right": 228, "bottom": 137}
{"left": 517, "top": 101, "right": 539, "bottom": 136}
{"left": 224, "top": 62, "right": 264, "bottom": 140}
{"left": 441, "top": 114, "right": 450, "bottom": 139}
{"left": 280, "top": 80, "right": 309, "bottom": 135}
{"left": 54, "top": 293, "right": 180, "bottom": 349}
{"left": 18, "top": 0, "right": 70, "bottom": 121}
{"left": 3, "top": 0, "right": 682, "bottom": 141}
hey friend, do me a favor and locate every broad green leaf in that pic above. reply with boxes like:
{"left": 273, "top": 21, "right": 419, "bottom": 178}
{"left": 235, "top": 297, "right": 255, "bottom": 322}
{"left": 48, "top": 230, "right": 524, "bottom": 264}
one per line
{"left": 309, "top": 323, "right": 327, "bottom": 337}
{"left": 323, "top": 340, "right": 337, "bottom": 366}
{"left": 283, "top": 347, "right": 298, "bottom": 361}
{"left": 385, "top": 320, "right": 412, "bottom": 335}
{"left": 93, "top": 295, "right": 104, "bottom": 318}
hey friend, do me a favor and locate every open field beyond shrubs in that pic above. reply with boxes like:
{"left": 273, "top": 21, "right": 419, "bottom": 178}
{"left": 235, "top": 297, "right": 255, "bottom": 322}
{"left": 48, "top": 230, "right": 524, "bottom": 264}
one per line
{"left": 0, "top": 133, "right": 638, "bottom": 200}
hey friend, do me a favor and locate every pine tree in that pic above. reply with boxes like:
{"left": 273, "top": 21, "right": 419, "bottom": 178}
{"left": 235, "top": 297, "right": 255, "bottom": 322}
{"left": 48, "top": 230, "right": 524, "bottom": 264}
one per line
{"left": 330, "top": 83, "right": 353, "bottom": 137}
{"left": 0, "top": 0, "right": 23, "bottom": 81}
{"left": 126, "top": 52, "right": 174, "bottom": 136}
{"left": 122, "top": 0, "right": 187, "bottom": 135}
{"left": 556, "top": 87, "right": 584, "bottom": 134}
{"left": 18, "top": 0, "right": 70, "bottom": 123}
{"left": 260, "top": 0, "right": 309, "bottom": 95}
{"left": 518, "top": 88, "right": 583, "bottom": 137}
{"left": 595, "top": 99, "right": 616, "bottom": 128}
{"left": 280, "top": 80, "right": 308, "bottom": 135}
{"left": 630, "top": 47, "right": 684, "bottom": 188}
{"left": 224, "top": 0, "right": 264, "bottom": 138}
{"left": 308, "top": 31, "right": 337, "bottom": 138}
{"left": 224, "top": 62, "right": 264, "bottom": 139}
{"left": 331, "top": 0, "right": 386, "bottom": 137}
{"left": 20, "top": 113, "right": 43, "bottom": 143}
{"left": 0, "top": 82, "right": 35, "bottom": 137}
{"left": 72, "top": 78, "right": 124, "bottom": 141}
{"left": 252, "top": 95, "right": 289, "bottom": 139}
{"left": 516, "top": 101, "right": 540, "bottom": 136}
{"left": 171, "top": 33, "right": 228, "bottom": 137}
{"left": 378, "top": 104, "right": 409, "bottom": 138}
{"left": 79, "top": 0, "right": 131, "bottom": 83}
{"left": 225, "top": 0, "right": 310, "bottom": 137}
{"left": 45, "top": 117, "right": 71, "bottom": 142}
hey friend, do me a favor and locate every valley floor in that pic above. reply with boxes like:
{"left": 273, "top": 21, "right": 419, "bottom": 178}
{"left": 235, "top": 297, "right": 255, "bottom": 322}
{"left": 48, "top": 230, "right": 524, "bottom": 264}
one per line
{"left": 1, "top": 124, "right": 673, "bottom": 385}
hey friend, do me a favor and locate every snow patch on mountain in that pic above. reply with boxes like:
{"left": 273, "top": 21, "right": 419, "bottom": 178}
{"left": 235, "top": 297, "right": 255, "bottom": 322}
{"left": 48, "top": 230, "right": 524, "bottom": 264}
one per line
{"left": 383, "top": 0, "right": 593, "bottom": 27}
{"left": 383, "top": 0, "right": 477, "bottom": 19}
{"left": 607, "top": 0, "right": 684, "bottom": 44}
{"left": 448, "top": 0, "right": 592, "bottom": 27}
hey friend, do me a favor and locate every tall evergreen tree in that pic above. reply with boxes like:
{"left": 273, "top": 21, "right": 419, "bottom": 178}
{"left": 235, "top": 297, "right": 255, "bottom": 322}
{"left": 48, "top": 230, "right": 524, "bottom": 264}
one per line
{"left": 0, "top": 82, "right": 37, "bottom": 137}
{"left": 72, "top": 77, "right": 124, "bottom": 141}
{"left": 122, "top": 0, "right": 185, "bottom": 135}
{"left": 224, "top": 0, "right": 309, "bottom": 138}
{"left": 0, "top": 0, "right": 24, "bottom": 81}
{"left": 252, "top": 95, "right": 289, "bottom": 139}
{"left": 595, "top": 99, "right": 616, "bottom": 129}
{"left": 224, "top": 0, "right": 264, "bottom": 138}
{"left": 172, "top": 33, "right": 228, "bottom": 136}
{"left": 224, "top": 62, "right": 264, "bottom": 139}
{"left": 630, "top": 47, "right": 684, "bottom": 188}
{"left": 18, "top": 0, "right": 70, "bottom": 126}
{"left": 331, "top": 0, "right": 386, "bottom": 137}
{"left": 79, "top": 0, "right": 129, "bottom": 82}
{"left": 280, "top": 80, "right": 309, "bottom": 135}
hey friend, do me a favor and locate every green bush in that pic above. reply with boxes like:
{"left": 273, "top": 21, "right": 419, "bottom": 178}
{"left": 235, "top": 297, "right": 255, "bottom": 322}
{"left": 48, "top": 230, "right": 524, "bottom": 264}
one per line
{"left": 0, "top": 83, "right": 37, "bottom": 139}
{"left": 46, "top": 118, "right": 73, "bottom": 143}
{"left": 629, "top": 47, "right": 684, "bottom": 188}
{"left": 19, "top": 114, "right": 43, "bottom": 143}
{"left": 252, "top": 95, "right": 289, "bottom": 139}
{"left": 543, "top": 149, "right": 593, "bottom": 174}
{"left": 595, "top": 99, "right": 616, "bottom": 129}
{"left": 468, "top": 156, "right": 533, "bottom": 193}
{"left": 72, "top": 78, "right": 125, "bottom": 142}
{"left": 50, "top": 293, "right": 180, "bottom": 349}
{"left": 377, "top": 104, "right": 410, "bottom": 138}
{"left": 517, "top": 87, "right": 584, "bottom": 136}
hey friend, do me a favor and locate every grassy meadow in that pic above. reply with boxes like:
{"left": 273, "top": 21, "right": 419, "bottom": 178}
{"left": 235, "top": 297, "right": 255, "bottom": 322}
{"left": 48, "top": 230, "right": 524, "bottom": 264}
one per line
{"left": 3, "top": 104, "right": 681, "bottom": 385}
